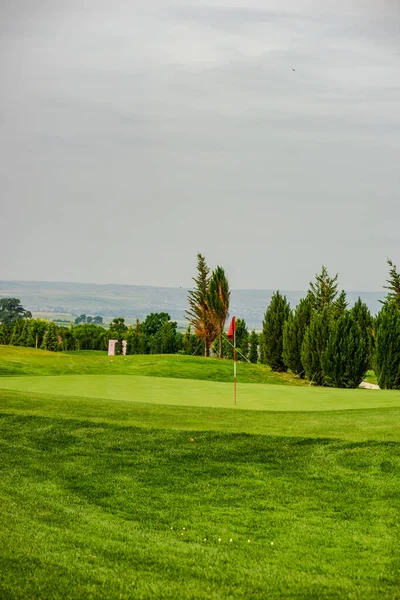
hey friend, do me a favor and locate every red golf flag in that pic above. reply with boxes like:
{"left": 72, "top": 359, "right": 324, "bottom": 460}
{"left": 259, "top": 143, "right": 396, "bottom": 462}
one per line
{"left": 227, "top": 316, "right": 236, "bottom": 340}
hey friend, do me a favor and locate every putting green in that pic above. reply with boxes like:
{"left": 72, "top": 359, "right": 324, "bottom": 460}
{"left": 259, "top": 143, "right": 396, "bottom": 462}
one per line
{"left": 1, "top": 375, "right": 400, "bottom": 412}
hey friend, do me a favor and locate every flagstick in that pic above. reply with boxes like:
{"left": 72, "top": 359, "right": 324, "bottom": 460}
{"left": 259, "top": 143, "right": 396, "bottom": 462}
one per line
{"left": 234, "top": 327, "right": 237, "bottom": 406}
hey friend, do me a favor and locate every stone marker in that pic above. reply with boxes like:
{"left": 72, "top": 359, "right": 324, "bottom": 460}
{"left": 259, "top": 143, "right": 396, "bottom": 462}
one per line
{"left": 108, "top": 339, "right": 128, "bottom": 356}
{"left": 108, "top": 340, "right": 118, "bottom": 356}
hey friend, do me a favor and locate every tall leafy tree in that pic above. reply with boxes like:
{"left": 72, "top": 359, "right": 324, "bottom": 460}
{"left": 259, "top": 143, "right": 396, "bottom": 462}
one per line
{"left": 151, "top": 320, "right": 178, "bottom": 354}
{"left": 141, "top": 313, "right": 170, "bottom": 336}
{"left": 374, "top": 302, "right": 400, "bottom": 389}
{"left": 382, "top": 258, "right": 400, "bottom": 309}
{"left": 262, "top": 291, "right": 291, "bottom": 372}
{"left": 108, "top": 317, "right": 128, "bottom": 339}
{"left": 249, "top": 330, "right": 259, "bottom": 364}
{"left": 207, "top": 266, "right": 230, "bottom": 359}
{"left": 74, "top": 314, "right": 87, "bottom": 324}
{"left": 301, "top": 308, "right": 331, "bottom": 385}
{"left": 0, "top": 298, "right": 32, "bottom": 324}
{"left": 283, "top": 295, "right": 313, "bottom": 377}
{"left": 73, "top": 323, "right": 106, "bottom": 350}
{"left": 181, "top": 326, "right": 200, "bottom": 356}
{"left": 186, "top": 253, "right": 216, "bottom": 357}
{"left": 322, "top": 311, "right": 369, "bottom": 388}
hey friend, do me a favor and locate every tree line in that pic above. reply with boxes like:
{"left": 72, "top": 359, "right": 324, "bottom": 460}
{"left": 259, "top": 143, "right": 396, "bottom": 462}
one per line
{"left": 260, "top": 263, "right": 400, "bottom": 389}
{"left": 0, "top": 256, "right": 399, "bottom": 389}
{"left": 0, "top": 305, "right": 258, "bottom": 361}
{"left": 0, "top": 310, "right": 195, "bottom": 355}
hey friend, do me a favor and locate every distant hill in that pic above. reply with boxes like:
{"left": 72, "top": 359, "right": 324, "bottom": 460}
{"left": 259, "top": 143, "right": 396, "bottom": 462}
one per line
{"left": 0, "top": 281, "right": 384, "bottom": 329}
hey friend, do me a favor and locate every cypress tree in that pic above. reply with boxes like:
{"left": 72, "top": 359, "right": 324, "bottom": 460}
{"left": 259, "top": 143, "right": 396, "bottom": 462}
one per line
{"left": 26, "top": 319, "right": 47, "bottom": 349}
{"left": 186, "top": 253, "right": 217, "bottom": 357}
{"left": 9, "top": 319, "right": 25, "bottom": 346}
{"left": 41, "top": 322, "right": 59, "bottom": 352}
{"left": 127, "top": 318, "right": 146, "bottom": 355}
{"left": 332, "top": 290, "right": 348, "bottom": 320}
{"left": 0, "top": 324, "right": 9, "bottom": 345}
{"left": 282, "top": 296, "right": 313, "bottom": 377}
{"left": 351, "top": 298, "right": 374, "bottom": 368}
{"left": 382, "top": 258, "right": 400, "bottom": 309}
{"left": 19, "top": 320, "right": 31, "bottom": 347}
{"left": 159, "top": 321, "right": 178, "bottom": 354}
{"left": 258, "top": 332, "right": 266, "bottom": 364}
{"left": 262, "top": 291, "right": 291, "bottom": 372}
{"left": 301, "top": 308, "right": 331, "bottom": 386}
{"left": 249, "top": 330, "right": 259, "bottom": 363}
{"left": 322, "top": 311, "right": 369, "bottom": 388}
{"left": 207, "top": 266, "right": 230, "bottom": 359}
{"left": 374, "top": 302, "right": 400, "bottom": 389}
{"left": 308, "top": 266, "right": 339, "bottom": 312}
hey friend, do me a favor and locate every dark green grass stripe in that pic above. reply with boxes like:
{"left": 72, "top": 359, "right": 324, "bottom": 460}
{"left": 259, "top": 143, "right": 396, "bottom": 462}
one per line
{"left": 1, "top": 414, "right": 400, "bottom": 599}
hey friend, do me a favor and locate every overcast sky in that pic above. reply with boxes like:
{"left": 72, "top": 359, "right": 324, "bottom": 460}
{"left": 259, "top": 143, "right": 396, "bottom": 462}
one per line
{"left": 1, "top": 0, "right": 399, "bottom": 291}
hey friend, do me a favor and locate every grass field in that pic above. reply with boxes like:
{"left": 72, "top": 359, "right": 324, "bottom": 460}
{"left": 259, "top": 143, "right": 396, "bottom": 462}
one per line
{"left": 0, "top": 347, "right": 399, "bottom": 599}
{"left": 1, "top": 374, "right": 399, "bottom": 412}
{"left": 0, "top": 346, "right": 308, "bottom": 385}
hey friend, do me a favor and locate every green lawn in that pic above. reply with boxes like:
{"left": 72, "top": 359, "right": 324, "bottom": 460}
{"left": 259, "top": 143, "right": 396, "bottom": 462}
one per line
{"left": 0, "top": 346, "right": 307, "bottom": 385}
{"left": 1, "top": 373, "right": 399, "bottom": 413}
{"left": 0, "top": 347, "right": 399, "bottom": 599}
{"left": 1, "top": 410, "right": 399, "bottom": 599}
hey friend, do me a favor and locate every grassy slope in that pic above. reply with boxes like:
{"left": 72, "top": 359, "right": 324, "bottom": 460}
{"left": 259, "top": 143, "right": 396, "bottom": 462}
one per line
{"left": 0, "top": 347, "right": 399, "bottom": 598}
{"left": 0, "top": 346, "right": 306, "bottom": 385}
{"left": 1, "top": 413, "right": 399, "bottom": 600}
{"left": 1, "top": 388, "right": 400, "bottom": 443}
{"left": 1, "top": 374, "right": 399, "bottom": 412}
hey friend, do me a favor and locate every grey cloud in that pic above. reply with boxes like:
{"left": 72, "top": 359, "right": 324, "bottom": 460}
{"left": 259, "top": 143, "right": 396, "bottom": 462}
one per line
{"left": 0, "top": 0, "right": 399, "bottom": 290}
{"left": 167, "top": 5, "right": 304, "bottom": 27}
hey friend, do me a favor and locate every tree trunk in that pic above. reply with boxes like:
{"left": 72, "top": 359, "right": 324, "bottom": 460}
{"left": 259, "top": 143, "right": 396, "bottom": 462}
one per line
{"left": 204, "top": 339, "right": 208, "bottom": 357}
{"left": 219, "top": 331, "right": 222, "bottom": 358}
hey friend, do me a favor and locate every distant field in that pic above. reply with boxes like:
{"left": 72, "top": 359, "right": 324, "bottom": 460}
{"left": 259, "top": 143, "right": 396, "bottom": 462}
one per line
{"left": 0, "top": 279, "right": 384, "bottom": 328}
{"left": 32, "top": 311, "right": 75, "bottom": 321}
{"left": 1, "top": 347, "right": 399, "bottom": 599}
{"left": 31, "top": 312, "right": 118, "bottom": 326}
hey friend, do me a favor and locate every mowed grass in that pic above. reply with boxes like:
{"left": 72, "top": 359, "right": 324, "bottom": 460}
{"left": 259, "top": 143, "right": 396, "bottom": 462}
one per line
{"left": 1, "top": 411, "right": 399, "bottom": 599}
{"left": 1, "top": 374, "right": 400, "bottom": 413}
{"left": 1, "top": 388, "right": 400, "bottom": 443}
{"left": 1, "top": 347, "right": 399, "bottom": 598}
{"left": 0, "top": 346, "right": 307, "bottom": 385}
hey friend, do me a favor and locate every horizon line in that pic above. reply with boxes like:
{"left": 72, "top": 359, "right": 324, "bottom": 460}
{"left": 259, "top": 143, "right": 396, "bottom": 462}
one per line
{"left": 0, "top": 278, "right": 384, "bottom": 295}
